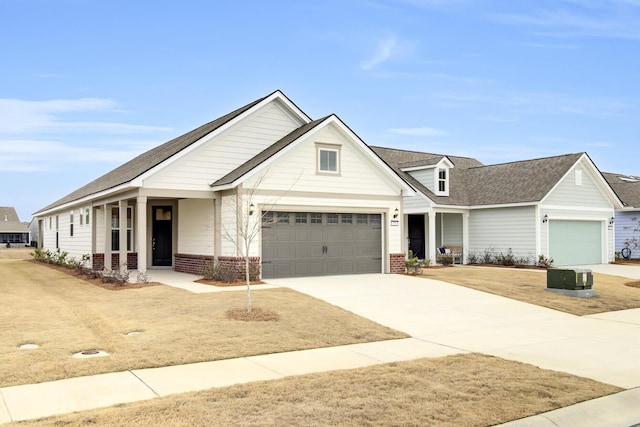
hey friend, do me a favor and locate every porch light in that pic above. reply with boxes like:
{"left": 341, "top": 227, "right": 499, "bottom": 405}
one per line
{"left": 542, "top": 214, "right": 548, "bottom": 223}
{"left": 393, "top": 207, "right": 399, "bottom": 219}
{"left": 609, "top": 216, "right": 615, "bottom": 225}
{"left": 249, "top": 203, "right": 255, "bottom": 216}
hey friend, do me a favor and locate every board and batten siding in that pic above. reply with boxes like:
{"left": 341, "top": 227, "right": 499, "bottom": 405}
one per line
{"left": 244, "top": 124, "right": 402, "bottom": 197}
{"left": 177, "top": 199, "right": 215, "bottom": 256}
{"left": 615, "top": 211, "right": 640, "bottom": 258}
{"left": 143, "top": 100, "right": 303, "bottom": 191}
{"left": 468, "top": 206, "right": 537, "bottom": 260}
{"left": 543, "top": 161, "right": 611, "bottom": 209}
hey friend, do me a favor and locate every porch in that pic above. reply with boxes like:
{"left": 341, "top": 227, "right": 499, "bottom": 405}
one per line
{"left": 406, "top": 211, "right": 468, "bottom": 265}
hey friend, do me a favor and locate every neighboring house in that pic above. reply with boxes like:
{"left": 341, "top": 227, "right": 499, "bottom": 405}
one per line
{"left": 602, "top": 172, "right": 640, "bottom": 259}
{"left": 0, "top": 207, "right": 30, "bottom": 245}
{"left": 373, "top": 147, "right": 623, "bottom": 266}
{"left": 33, "top": 91, "right": 414, "bottom": 278}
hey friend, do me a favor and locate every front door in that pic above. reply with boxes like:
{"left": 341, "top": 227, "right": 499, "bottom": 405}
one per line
{"left": 408, "top": 214, "right": 425, "bottom": 259}
{"left": 152, "top": 206, "right": 173, "bottom": 266}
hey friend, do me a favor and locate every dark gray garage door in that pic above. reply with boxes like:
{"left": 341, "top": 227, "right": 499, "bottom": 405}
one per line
{"left": 261, "top": 212, "right": 382, "bottom": 278}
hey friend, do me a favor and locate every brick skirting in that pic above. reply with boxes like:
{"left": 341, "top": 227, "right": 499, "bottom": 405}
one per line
{"left": 389, "top": 253, "right": 405, "bottom": 274}
{"left": 174, "top": 254, "right": 261, "bottom": 280}
{"left": 92, "top": 253, "right": 138, "bottom": 271}
{"left": 174, "top": 253, "right": 214, "bottom": 275}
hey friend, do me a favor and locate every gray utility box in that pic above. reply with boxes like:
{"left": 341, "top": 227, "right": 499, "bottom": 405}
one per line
{"left": 547, "top": 268, "right": 593, "bottom": 290}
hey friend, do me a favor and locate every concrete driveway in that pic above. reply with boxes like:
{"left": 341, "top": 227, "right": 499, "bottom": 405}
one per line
{"left": 566, "top": 263, "right": 640, "bottom": 279}
{"left": 265, "top": 273, "right": 640, "bottom": 389}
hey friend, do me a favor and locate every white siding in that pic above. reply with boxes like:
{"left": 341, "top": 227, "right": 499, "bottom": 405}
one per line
{"left": 244, "top": 125, "right": 402, "bottom": 197}
{"left": 177, "top": 199, "right": 215, "bottom": 256}
{"left": 144, "top": 101, "right": 303, "bottom": 191}
{"left": 40, "top": 207, "right": 92, "bottom": 261}
{"left": 220, "top": 193, "right": 240, "bottom": 256}
{"left": 403, "top": 194, "right": 431, "bottom": 213}
{"left": 408, "top": 168, "right": 435, "bottom": 193}
{"left": 469, "top": 206, "right": 537, "bottom": 261}
{"left": 616, "top": 211, "right": 640, "bottom": 258}
{"left": 544, "top": 160, "right": 611, "bottom": 209}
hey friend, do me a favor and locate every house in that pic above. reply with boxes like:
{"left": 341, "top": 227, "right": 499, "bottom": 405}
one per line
{"left": 373, "top": 147, "right": 623, "bottom": 266}
{"left": 602, "top": 172, "right": 640, "bottom": 259}
{"left": 33, "top": 91, "right": 414, "bottom": 278}
{"left": 0, "top": 207, "right": 30, "bottom": 246}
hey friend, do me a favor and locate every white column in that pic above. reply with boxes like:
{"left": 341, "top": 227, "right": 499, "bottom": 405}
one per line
{"left": 427, "top": 211, "right": 437, "bottom": 265}
{"left": 119, "top": 200, "right": 128, "bottom": 273}
{"left": 137, "top": 196, "right": 147, "bottom": 274}
{"left": 462, "top": 212, "right": 469, "bottom": 265}
{"left": 104, "top": 204, "right": 112, "bottom": 271}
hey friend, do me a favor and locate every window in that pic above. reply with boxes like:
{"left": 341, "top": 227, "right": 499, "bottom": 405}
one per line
{"left": 310, "top": 213, "right": 322, "bottom": 224}
{"left": 357, "top": 214, "right": 368, "bottom": 224}
{"left": 276, "top": 212, "right": 290, "bottom": 224}
{"left": 341, "top": 214, "right": 352, "bottom": 224}
{"left": 327, "top": 213, "right": 339, "bottom": 224}
{"left": 111, "top": 206, "right": 133, "bottom": 251}
{"left": 295, "top": 213, "right": 308, "bottom": 224}
{"left": 316, "top": 144, "right": 341, "bottom": 174}
{"left": 79, "top": 210, "right": 83, "bottom": 226}
{"left": 436, "top": 168, "right": 449, "bottom": 195}
{"left": 85, "top": 208, "right": 90, "bottom": 225}
{"left": 70, "top": 212, "right": 74, "bottom": 237}
{"left": 370, "top": 215, "right": 381, "bottom": 226}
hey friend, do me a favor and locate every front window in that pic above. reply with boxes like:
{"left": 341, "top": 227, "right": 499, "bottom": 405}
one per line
{"left": 111, "top": 206, "right": 133, "bottom": 251}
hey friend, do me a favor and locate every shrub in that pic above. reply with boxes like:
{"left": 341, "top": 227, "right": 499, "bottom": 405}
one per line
{"left": 466, "top": 252, "right": 479, "bottom": 264}
{"left": 203, "top": 261, "right": 238, "bottom": 283}
{"left": 537, "top": 255, "right": 554, "bottom": 268}
{"left": 480, "top": 247, "right": 496, "bottom": 264}
{"left": 405, "top": 250, "right": 424, "bottom": 275}
{"left": 496, "top": 248, "right": 516, "bottom": 266}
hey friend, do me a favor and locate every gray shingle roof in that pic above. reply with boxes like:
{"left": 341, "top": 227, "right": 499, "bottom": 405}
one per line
{"left": 0, "top": 207, "right": 29, "bottom": 232}
{"left": 35, "top": 94, "right": 270, "bottom": 214}
{"left": 602, "top": 172, "right": 640, "bottom": 208}
{"left": 212, "top": 116, "right": 329, "bottom": 188}
{"left": 372, "top": 146, "right": 585, "bottom": 206}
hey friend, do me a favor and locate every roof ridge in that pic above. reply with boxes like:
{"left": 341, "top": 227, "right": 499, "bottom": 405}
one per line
{"left": 466, "top": 152, "right": 584, "bottom": 170}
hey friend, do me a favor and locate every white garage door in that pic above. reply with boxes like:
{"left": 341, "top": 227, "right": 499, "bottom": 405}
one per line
{"left": 549, "top": 220, "right": 602, "bottom": 266}
{"left": 261, "top": 212, "right": 382, "bottom": 278}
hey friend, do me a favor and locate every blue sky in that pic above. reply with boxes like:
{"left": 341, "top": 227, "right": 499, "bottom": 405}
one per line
{"left": 1, "top": 0, "right": 639, "bottom": 221}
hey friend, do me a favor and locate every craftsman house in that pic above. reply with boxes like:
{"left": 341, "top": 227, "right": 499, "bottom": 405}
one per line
{"left": 602, "top": 172, "right": 640, "bottom": 259}
{"left": 374, "top": 147, "right": 623, "bottom": 266}
{"left": 34, "top": 91, "right": 414, "bottom": 278}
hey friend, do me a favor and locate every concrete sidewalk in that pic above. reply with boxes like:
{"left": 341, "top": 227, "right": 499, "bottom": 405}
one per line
{"left": 0, "top": 338, "right": 462, "bottom": 423}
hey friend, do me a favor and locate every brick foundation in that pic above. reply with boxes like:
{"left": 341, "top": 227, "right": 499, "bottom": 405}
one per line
{"left": 174, "top": 254, "right": 261, "bottom": 280}
{"left": 389, "top": 253, "right": 406, "bottom": 274}
{"left": 92, "top": 253, "right": 138, "bottom": 271}
{"left": 174, "top": 253, "right": 214, "bottom": 275}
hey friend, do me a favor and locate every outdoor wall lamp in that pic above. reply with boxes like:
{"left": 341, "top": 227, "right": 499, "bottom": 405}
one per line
{"left": 393, "top": 207, "right": 399, "bottom": 219}
{"left": 542, "top": 214, "right": 548, "bottom": 223}
{"left": 249, "top": 203, "right": 255, "bottom": 216}
{"left": 610, "top": 216, "right": 615, "bottom": 225}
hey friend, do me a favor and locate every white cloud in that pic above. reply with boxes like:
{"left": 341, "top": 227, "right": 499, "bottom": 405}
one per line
{"left": 361, "top": 33, "right": 411, "bottom": 71}
{"left": 389, "top": 126, "right": 448, "bottom": 136}
{"left": 0, "top": 98, "right": 170, "bottom": 134}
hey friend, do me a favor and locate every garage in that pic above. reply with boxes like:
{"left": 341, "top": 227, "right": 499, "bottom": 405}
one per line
{"left": 261, "top": 212, "right": 382, "bottom": 278}
{"left": 549, "top": 220, "right": 602, "bottom": 266}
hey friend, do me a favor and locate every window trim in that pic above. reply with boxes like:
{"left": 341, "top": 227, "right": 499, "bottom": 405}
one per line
{"left": 316, "top": 143, "right": 341, "bottom": 175}
{"left": 435, "top": 167, "right": 449, "bottom": 196}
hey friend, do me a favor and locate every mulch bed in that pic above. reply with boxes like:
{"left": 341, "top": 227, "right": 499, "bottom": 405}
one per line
{"left": 31, "top": 260, "right": 159, "bottom": 291}
{"left": 196, "top": 279, "right": 265, "bottom": 287}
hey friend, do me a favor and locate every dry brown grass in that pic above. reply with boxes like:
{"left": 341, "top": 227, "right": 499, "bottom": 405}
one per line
{"left": 0, "top": 252, "right": 406, "bottom": 387}
{"left": 13, "top": 353, "right": 621, "bottom": 427}
{"left": 419, "top": 265, "right": 640, "bottom": 315}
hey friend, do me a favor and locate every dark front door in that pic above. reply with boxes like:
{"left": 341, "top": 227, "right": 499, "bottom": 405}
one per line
{"left": 408, "top": 214, "right": 425, "bottom": 259}
{"left": 152, "top": 206, "right": 173, "bottom": 266}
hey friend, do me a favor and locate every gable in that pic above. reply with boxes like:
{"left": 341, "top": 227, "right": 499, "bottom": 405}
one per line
{"left": 241, "top": 120, "right": 409, "bottom": 197}
{"left": 142, "top": 100, "right": 305, "bottom": 191}
{"left": 543, "top": 157, "right": 615, "bottom": 209}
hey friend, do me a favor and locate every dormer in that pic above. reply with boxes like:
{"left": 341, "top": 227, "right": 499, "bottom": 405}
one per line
{"left": 401, "top": 157, "right": 454, "bottom": 196}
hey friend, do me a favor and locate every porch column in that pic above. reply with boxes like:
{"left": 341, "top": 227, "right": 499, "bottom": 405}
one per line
{"left": 427, "top": 211, "right": 437, "bottom": 265}
{"left": 137, "top": 196, "right": 147, "bottom": 274}
{"left": 104, "top": 204, "right": 112, "bottom": 271}
{"left": 462, "top": 212, "right": 469, "bottom": 265}
{"left": 119, "top": 200, "right": 128, "bottom": 273}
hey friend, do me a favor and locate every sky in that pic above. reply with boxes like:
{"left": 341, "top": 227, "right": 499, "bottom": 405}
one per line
{"left": 1, "top": 0, "right": 639, "bottom": 221}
